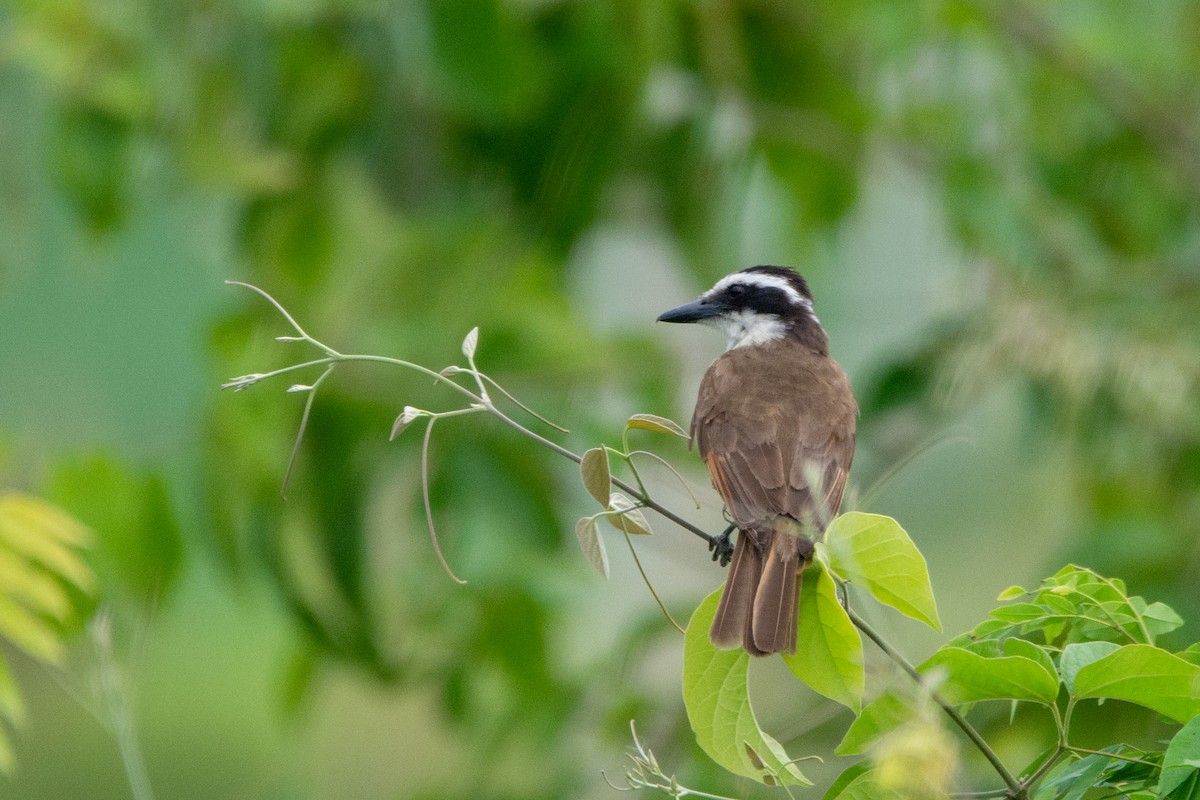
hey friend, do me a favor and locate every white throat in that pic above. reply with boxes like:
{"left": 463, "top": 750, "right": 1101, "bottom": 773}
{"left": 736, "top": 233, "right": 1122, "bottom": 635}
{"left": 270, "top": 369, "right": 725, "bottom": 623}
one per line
{"left": 705, "top": 309, "right": 786, "bottom": 350}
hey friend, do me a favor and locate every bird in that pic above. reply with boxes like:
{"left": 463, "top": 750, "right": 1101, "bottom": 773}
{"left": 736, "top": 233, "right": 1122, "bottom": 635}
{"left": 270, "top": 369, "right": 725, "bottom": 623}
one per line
{"left": 657, "top": 266, "right": 857, "bottom": 656}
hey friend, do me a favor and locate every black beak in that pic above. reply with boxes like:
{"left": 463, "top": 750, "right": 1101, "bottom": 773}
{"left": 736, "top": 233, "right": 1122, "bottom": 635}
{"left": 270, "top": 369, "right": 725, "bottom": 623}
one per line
{"left": 657, "top": 299, "right": 721, "bottom": 324}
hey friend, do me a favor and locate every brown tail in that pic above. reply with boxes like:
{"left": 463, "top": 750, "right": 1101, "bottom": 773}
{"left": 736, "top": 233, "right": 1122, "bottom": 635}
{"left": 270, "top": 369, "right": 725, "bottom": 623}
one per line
{"left": 753, "top": 532, "right": 803, "bottom": 655}
{"left": 709, "top": 530, "right": 806, "bottom": 656}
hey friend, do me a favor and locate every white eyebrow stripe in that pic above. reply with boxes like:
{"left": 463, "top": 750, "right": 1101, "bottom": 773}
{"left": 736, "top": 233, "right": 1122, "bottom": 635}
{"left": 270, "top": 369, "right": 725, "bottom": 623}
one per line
{"left": 706, "top": 272, "right": 807, "bottom": 306}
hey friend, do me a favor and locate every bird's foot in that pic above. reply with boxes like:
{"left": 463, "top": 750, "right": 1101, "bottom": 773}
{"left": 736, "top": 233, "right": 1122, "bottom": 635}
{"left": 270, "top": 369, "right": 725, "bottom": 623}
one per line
{"left": 709, "top": 524, "right": 736, "bottom": 567}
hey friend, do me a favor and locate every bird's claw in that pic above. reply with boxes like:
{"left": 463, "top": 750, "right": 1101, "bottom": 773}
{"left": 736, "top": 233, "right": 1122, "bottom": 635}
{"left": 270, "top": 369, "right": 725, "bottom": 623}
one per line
{"left": 709, "top": 524, "right": 736, "bottom": 567}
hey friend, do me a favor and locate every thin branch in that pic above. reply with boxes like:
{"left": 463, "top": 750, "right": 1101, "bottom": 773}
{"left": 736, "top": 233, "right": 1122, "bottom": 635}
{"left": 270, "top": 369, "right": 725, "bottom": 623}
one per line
{"left": 622, "top": 531, "right": 686, "bottom": 635}
{"left": 628, "top": 450, "right": 702, "bottom": 510}
{"left": 471, "top": 370, "right": 569, "bottom": 432}
{"left": 91, "top": 613, "right": 156, "bottom": 800}
{"left": 1066, "top": 746, "right": 1159, "bottom": 768}
{"left": 281, "top": 365, "right": 334, "bottom": 500}
{"left": 482, "top": 403, "right": 720, "bottom": 549}
{"left": 225, "top": 280, "right": 332, "bottom": 353}
{"left": 421, "top": 417, "right": 467, "bottom": 585}
{"left": 1020, "top": 745, "right": 1065, "bottom": 794}
{"left": 844, "top": 604, "right": 1022, "bottom": 798}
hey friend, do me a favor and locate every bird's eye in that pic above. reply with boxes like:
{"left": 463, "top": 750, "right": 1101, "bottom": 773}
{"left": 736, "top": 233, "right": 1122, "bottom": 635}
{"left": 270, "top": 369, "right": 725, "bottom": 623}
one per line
{"left": 727, "top": 284, "right": 747, "bottom": 297}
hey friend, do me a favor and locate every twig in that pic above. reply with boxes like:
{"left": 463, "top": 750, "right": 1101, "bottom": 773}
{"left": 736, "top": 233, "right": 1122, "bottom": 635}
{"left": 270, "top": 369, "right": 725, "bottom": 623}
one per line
{"left": 281, "top": 365, "right": 334, "bottom": 500}
{"left": 421, "top": 416, "right": 467, "bottom": 585}
{"left": 844, "top": 604, "right": 1023, "bottom": 798}
{"left": 1066, "top": 746, "right": 1159, "bottom": 768}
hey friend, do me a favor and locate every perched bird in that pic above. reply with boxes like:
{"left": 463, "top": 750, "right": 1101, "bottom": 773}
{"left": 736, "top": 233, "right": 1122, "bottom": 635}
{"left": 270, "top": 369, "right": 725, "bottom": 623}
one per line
{"left": 657, "top": 266, "right": 857, "bottom": 656}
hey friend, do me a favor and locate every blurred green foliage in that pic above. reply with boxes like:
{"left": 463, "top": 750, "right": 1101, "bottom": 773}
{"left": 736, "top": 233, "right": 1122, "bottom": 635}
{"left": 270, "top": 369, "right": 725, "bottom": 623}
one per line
{"left": 1, "top": 0, "right": 1199, "bottom": 797}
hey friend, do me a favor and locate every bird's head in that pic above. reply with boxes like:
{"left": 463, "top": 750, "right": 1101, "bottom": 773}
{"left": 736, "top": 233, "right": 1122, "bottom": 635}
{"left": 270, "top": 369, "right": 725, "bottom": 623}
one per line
{"left": 657, "top": 266, "right": 826, "bottom": 352}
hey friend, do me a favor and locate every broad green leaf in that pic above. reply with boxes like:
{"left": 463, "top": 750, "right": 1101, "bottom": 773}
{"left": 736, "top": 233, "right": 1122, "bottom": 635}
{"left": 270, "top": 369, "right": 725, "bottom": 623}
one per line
{"left": 1003, "top": 638, "right": 1058, "bottom": 681}
{"left": 835, "top": 692, "right": 913, "bottom": 756}
{"left": 988, "top": 602, "right": 1047, "bottom": 623}
{"left": 1140, "top": 600, "right": 1184, "bottom": 639}
{"left": 824, "top": 763, "right": 871, "bottom": 800}
{"left": 1158, "top": 715, "right": 1200, "bottom": 797}
{"left": 626, "top": 413, "right": 689, "bottom": 438}
{"left": 579, "top": 448, "right": 611, "bottom": 507}
{"left": 1165, "top": 774, "right": 1200, "bottom": 800}
{"left": 573, "top": 517, "right": 608, "bottom": 578}
{"left": 683, "top": 589, "right": 811, "bottom": 787}
{"left": 823, "top": 512, "right": 940, "bottom": 631}
{"left": 824, "top": 763, "right": 897, "bottom": 800}
{"left": 919, "top": 646, "right": 1059, "bottom": 705}
{"left": 1042, "top": 752, "right": 1111, "bottom": 800}
{"left": 997, "top": 585, "right": 1027, "bottom": 601}
{"left": 606, "top": 493, "right": 651, "bottom": 535}
{"left": 49, "top": 460, "right": 179, "bottom": 598}
{"left": 1058, "top": 641, "right": 1120, "bottom": 693}
{"left": 1074, "top": 644, "right": 1200, "bottom": 723}
{"left": 1180, "top": 644, "right": 1200, "bottom": 667}
{"left": 784, "top": 564, "right": 863, "bottom": 712}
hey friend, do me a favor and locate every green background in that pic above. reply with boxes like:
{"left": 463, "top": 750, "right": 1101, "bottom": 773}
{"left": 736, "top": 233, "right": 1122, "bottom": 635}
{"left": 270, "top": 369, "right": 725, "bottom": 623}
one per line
{"left": 1, "top": 0, "right": 1198, "bottom": 797}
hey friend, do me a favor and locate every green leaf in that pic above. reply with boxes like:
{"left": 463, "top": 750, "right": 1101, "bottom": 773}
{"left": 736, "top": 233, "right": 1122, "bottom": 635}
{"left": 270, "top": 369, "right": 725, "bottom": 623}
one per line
{"left": 0, "top": 594, "right": 65, "bottom": 663}
{"left": 988, "top": 602, "right": 1047, "bottom": 623}
{"left": 1180, "top": 644, "right": 1200, "bottom": 667}
{"left": 824, "top": 763, "right": 872, "bottom": 800}
{"left": 1140, "top": 600, "right": 1184, "bottom": 638}
{"left": 683, "top": 589, "right": 812, "bottom": 787}
{"left": 605, "top": 493, "right": 651, "bottom": 535}
{"left": 1058, "top": 641, "right": 1121, "bottom": 693}
{"left": 626, "top": 413, "right": 689, "bottom": 439}
{"left": 0, "top": 493, "right": 94, "bottom": 592}
{"left": 1003, "top": 638, "right": 1058, "bottom": 681}
{"left": 919, "top": 646, "right": 1059, "bottom": 705}
{"left": 784, "top": 564, "right": 863, "bottom": 712}
{"left": 0, "top": 545, "right": 73, "bottom": 623}
{"left": 997, "top": 584, "right": 1027, "bottom": 601}
{"left": 1042, "top": 752, "right": 1111, "bottom": 800}
{"left": 1073, "top": 644, "right": 1200, "bottom": 723}
{"left": 1159, "top": 715, "right": 1200, "bottom": 797}
{"left": 823, "top": 512, "right": 940, "bottom": 631}
{"left": 835, "top": 692, "right": 913, "bottom": 756}
{"left": 573, "top": 517, "right": 608, "bottom": 579}
{"left": 49, "top": 460, "right": 180, "bottom": 599}
{"left": 579, "top": 448, "right": 611, "bottom": 507}
{"left": 824, "top": 763, "right": 897, "bottom": 800}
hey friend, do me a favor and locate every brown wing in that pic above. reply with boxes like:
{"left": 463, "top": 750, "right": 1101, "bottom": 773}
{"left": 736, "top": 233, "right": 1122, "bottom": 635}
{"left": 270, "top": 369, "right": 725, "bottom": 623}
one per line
{"left": 692, "top": 343, "right": 857, "bottom": 534}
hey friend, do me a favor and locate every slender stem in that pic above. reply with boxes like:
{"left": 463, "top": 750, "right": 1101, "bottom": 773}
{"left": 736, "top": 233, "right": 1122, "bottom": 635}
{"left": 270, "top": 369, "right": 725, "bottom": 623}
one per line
{"left": 844, "top": 605, "right": 1023, "bottom": 798}
{"left": 1067, "top": 747, "right": 1158, "bottom": 768}
{"left": 422, "top": 417, "right": 467, "bottom": 585}
{"left": 92, "top": 616, "right": 155, "bottom": 800}
{"left": 280, "top": 365, "right": 334, "bottom": 500}
{"left": 484, "top": 403, "right": 718, "bottom": 548}
{"left": 628, "top": 450, "right": 702, "bottom": 510}
{"left": 1021, "top": 744, "right": 1065, "bottom": 792}
{"left": 622, "top": 531, "right": 686, "bottom": 635}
